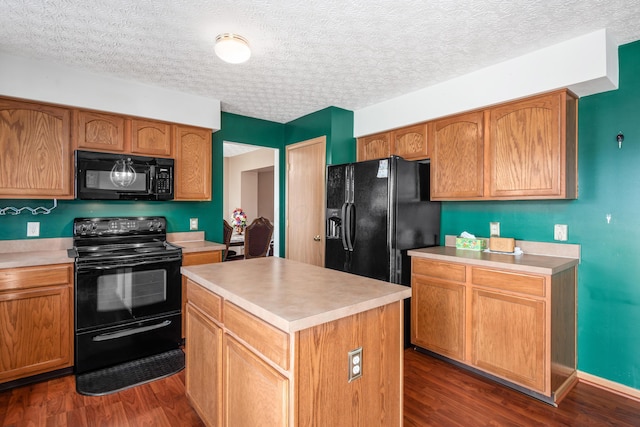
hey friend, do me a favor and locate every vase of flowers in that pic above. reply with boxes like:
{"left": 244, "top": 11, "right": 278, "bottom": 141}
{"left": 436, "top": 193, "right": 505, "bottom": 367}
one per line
{"left": 231, "top": 208, "right": 247, "bottom": 234}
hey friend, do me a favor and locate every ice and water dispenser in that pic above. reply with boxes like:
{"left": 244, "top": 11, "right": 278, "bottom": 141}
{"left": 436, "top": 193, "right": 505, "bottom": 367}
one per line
{"left": 326, "top": 209, "right": 342, "bottom": 239}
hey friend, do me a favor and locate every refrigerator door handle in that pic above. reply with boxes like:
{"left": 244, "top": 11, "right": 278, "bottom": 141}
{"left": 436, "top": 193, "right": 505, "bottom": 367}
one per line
{"left": 345, "top": 202, "right": 355, "bottom": 251}
{"left": 341, "top": 202, "right": 349, "bottom": 251}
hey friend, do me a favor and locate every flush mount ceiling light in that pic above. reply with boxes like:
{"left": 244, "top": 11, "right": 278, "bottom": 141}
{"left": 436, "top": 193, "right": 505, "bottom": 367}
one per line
{"left": 214, "top": 33, "right": 251, "bottom": 64}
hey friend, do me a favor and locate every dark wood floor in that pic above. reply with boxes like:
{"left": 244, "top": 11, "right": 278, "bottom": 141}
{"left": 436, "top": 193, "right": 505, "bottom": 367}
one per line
{"left": 2, "top": 349, "right": 639, "bottom": 426}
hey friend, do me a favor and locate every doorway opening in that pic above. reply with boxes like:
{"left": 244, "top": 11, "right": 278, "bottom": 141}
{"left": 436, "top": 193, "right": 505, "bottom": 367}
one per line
{"left": 223, "top": 141, "right": 279, "bottom": 256}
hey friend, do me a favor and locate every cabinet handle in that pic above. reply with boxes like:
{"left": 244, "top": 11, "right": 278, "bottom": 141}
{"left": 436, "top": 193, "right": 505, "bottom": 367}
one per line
{"left": 313, "top": 235, "right": 321, "bottom": 241}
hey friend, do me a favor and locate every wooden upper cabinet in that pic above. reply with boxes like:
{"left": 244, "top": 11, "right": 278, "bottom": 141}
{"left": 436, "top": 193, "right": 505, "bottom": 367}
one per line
{"left": 75, "top": 110, "right": 127, "bottom": 152}
{"left": 357, "top": 132, "right": 391, "bottom": 161}
{"left": 0, "top": 98, "right": 73, "bottom": 199}
{"left": 488, "top": 90, "right": 577, "bottom": 199}
{"left": 131, "top": 119, "right": 172, "bottom": 157}
{"left": 430, "top": 111, "right": 485, "bottom": 200}
{"left": 392, "top": 123, "right": 429, "bottom": 160}
{"left": 174, "top": 125, "right": 212, "bottom": 201}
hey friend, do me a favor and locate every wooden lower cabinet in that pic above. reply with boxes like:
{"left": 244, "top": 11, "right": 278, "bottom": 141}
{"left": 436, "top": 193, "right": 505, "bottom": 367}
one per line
{"left": 224, "top": 336, "right": 288, "bottom": 427}
{"left": 185, "top": 303, "right": 223, "bottom": 427}
{"left": 471, "top": 289, "right": 545, "bottom": 392}
{"left": 181, "top": 250, "right": 222, "bottom": 338}
{"left": 185, "top": 279, "right": 403, "bottom": 426}
{"left": 411, "top": 257, "right": 576, "bottom": 403}
{"left": 412, "top": 277, "right": 465, "bottom": 361}
{"left": 0, "top": 264, "right": 74, "bottom": 384}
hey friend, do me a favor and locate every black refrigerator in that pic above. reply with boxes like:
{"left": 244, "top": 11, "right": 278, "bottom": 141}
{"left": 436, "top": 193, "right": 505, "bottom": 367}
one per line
{"left": 325, "top": 156, "right": 441, "bottom": 346}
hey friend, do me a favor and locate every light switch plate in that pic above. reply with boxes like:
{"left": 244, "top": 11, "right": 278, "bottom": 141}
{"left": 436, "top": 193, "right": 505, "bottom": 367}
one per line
{"left": 490, "top": 222, "right": 500, "bottom": 237}
{"left": 554, "top": 224, "right": 568, "bottom": 241}
{"left": 27, "top": 222, "right": 40, "bottom": 237}
{"left": 189, "top": 218, "right": 198, "bottom": 230}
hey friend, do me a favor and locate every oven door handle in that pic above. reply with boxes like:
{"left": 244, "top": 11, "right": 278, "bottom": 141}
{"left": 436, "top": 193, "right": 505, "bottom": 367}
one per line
{"left": 91, "top": 320, "right": 172, "bottom": 342}
{"left": 78, "top": 257, "right": 181, "bottom": 270}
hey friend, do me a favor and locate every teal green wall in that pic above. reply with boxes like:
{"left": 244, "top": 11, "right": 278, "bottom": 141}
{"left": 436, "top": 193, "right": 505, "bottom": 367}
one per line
{"left": 441, "top": 40, "right": 640, "bottom": 389}
{"left": 285, "top": 106, "right": 356, "bottom": 164}
{"left": 0, "top": 199, "right": 217, "bottom": 240}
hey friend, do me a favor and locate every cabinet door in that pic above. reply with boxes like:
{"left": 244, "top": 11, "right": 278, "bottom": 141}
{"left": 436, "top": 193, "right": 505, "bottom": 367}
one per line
{"left": 131, "top": 119, "right": 172, "bottom": 157}
{"left": 0, "top": 99, "right": 72, "bottom": 199}
{"left": 0, "top": 285, "right": 73, "bottom": 383}
{"left": 430, "top": 111, "right": 484, "bottom": 200}
{"left": 412, "top": 276, "right": 465, "bottom": 360}
{"left": 185, "top": 303, "right": 222, "bottom": 427}
{"left": 224, "top": 335, "right": 288, "bottom": 427}
{"left": 174, "top": 125, "right": 212, "bottom": 201}
{"left": 357, "top": 132, "right": 391, "bottom": 161}
{"left": 392, "top": 124, "right": 428, "bottom": 160}
{"left": 488, "top": 92, "right": 568, "bottom": 198}
{"left": 471, "top": 289, "right": 546, "bottom": 393}
{"left": 75, "top": 110, "right": 127, "bottom": 152}
{"left": 181, "top": 251, "right": 221, "bottom": 338}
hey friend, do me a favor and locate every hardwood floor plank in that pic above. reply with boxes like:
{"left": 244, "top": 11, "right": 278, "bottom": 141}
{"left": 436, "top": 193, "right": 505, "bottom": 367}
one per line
{"left": 403, "top": 349, "right": 640, "bottom": 426}
{"left": 44, "top": 413, "right": 66, "bottom": 427}
{"left": 2, "top": 350, "right": 639, "bottom": 426}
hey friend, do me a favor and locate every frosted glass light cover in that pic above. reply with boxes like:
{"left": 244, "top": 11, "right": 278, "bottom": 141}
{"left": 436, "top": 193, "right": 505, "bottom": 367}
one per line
{"left": 215, "top": 34, "right": 251, "bottom": 64}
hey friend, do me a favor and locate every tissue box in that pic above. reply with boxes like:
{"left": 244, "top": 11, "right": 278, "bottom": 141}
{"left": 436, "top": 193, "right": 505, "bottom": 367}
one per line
{"left": 455, "top": 237, "right": 487, "bottom": 251}
{"left": 489, "top": 237, "right": 515, "bottom": 253}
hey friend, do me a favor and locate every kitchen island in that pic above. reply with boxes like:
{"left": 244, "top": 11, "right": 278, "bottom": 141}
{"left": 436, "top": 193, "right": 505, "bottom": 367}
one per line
{"left": 181, "top": 257, "right": 410, "bottom": 427}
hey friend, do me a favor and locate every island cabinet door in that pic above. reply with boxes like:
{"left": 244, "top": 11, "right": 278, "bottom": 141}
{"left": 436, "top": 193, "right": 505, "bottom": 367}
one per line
{"left": 185, "top": 303, "right": 223, "bottom": 427}
{"left": 223, "top": 335, "right": 289, "bottom": 427}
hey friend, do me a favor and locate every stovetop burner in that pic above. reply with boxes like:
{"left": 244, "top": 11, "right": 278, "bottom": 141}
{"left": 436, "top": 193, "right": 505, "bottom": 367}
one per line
{"left": 71, "top": 217, "right": 181, "bottom": 263}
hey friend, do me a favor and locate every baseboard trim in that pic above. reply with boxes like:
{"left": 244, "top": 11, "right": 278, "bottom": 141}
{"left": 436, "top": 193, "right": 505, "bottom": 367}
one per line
{"left": 578, "top": 370, "right": 640, "bottom": 402}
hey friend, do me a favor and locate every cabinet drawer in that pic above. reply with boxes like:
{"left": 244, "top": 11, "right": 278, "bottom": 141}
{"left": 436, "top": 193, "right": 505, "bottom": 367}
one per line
{"left": 471, "top": 268, "right": 545, "bottom": 297}
{"left": 186, "top": 279, "right": 223, "bottom": 323}
{"left": 412, "top": 259, "right": 466, "bottom": 283}
{"left": 0, "top": 264, "right": 71, "bottom": 292}
{"left": 183, "top": 251, "right": 221, "bottom": 266}
{"left": 224, "top": 301, "right": 289, "bottom": 371}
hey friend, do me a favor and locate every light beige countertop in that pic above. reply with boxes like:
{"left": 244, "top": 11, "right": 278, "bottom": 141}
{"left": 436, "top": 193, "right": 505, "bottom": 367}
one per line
{"left": 0, "top": 232, "right": 225, "bottom": 269}
{"left": 181, "top": 257, "right": 411, "bottom": 333}
{"left": 167, "top": 231, "right": 225, "bottom": 253}
{"left": 409, "top": 237, "right": 580, "bottom": 275}
{"left": 171, "top": 240, "right": 226, "bottom": 253}
{"left": 0, "top": 238, "right": 73, "bottom": 269}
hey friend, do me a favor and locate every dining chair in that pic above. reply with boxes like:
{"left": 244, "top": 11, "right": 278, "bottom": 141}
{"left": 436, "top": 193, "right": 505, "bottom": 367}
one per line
{"left": 244, "top": 217, "right": 274, "bottom": 259}
{"left": 222, "top": 219, "right": 235, "bottom": 261}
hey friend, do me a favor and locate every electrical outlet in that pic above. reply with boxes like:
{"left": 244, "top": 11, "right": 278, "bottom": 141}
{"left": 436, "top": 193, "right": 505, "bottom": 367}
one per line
{"left": 490, "top": 222, "right": 500, "bottom": 237}
{"left": 189, "top": 218, "right": 198, "bottom": 230}
{"left": 27, "top": 222, "right": 40, "bottom": 237}
{"left": 554, "top": 224, "right": 568, "bottom": 241}
{"left": 348, "top": 347, "right": 362, "bottom": 382}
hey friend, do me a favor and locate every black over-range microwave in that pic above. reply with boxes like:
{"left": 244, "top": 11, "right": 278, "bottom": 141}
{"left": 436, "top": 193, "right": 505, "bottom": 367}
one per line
{"left": 75, "top": 150, "right": 174, "bottom": 200}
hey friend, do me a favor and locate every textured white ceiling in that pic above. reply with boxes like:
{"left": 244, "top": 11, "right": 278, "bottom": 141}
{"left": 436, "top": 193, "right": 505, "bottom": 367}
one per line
{"left": 223, "top": 142, "right": 262, "bottom": 157}
{"left": 1, "top": 0, "right": 640, "bottom": 124}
